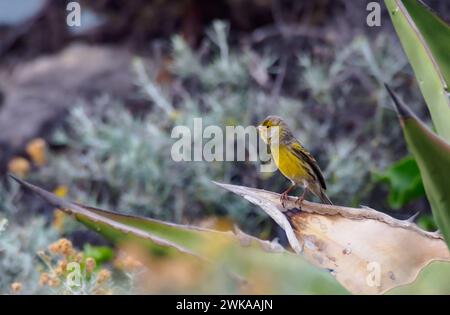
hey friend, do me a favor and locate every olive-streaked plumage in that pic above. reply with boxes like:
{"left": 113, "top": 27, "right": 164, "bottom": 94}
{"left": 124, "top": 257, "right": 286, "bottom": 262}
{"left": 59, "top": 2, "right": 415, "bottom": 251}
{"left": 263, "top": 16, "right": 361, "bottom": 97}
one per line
{"left": 257, "top": 115, "right": 332, "bottom": 207}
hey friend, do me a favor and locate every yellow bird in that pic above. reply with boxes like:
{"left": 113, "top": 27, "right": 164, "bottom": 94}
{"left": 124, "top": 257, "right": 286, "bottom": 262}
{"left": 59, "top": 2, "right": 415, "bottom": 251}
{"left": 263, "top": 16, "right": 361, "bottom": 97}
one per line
{"left": 257, "top": 115, "right": 332, "bottom": 208}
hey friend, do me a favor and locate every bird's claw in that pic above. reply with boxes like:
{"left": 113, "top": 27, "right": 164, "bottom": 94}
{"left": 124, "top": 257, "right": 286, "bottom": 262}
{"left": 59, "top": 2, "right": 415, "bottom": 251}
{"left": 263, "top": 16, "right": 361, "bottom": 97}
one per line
{"left": 295, "top": 197, "right": 304, "bottom": 210}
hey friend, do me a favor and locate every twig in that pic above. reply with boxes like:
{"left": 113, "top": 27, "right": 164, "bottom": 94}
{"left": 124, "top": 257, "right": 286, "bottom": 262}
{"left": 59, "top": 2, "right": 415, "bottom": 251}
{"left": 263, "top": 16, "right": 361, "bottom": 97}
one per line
{"left": 268, "top": 54, "right": 288, "bottom": 106}
{"left": 133, "top": 58, "right": 174, "bottom": 115}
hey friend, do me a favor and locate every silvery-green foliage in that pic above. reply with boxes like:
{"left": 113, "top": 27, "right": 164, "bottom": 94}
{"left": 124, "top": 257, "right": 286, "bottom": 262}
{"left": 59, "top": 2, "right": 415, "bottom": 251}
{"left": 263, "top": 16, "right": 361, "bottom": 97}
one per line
{"left": 41, "top": 100, "right": 255, "bottom": 225}
{"left": 0, "top": 215, "right": 57, "bottom": 294}
{"left": 172, "top": 21, "right": 249, "bottom": 89}
{"left": 0, "top": 218, "right": 7, "bottom": 233}
{"left": 0, "top": 182, "right": 19, "bottom": 217}
{"left": 35, "top": 21, "right": 411, "bottom": 231}
{"left": 298, "top": 35, "right": 407, "bottom": 106}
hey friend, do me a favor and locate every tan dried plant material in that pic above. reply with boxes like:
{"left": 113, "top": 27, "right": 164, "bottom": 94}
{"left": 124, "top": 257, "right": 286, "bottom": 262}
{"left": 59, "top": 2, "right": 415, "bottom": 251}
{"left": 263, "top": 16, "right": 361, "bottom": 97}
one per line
{"left": 216, "top": 182, "right": 450, "bottom": 294}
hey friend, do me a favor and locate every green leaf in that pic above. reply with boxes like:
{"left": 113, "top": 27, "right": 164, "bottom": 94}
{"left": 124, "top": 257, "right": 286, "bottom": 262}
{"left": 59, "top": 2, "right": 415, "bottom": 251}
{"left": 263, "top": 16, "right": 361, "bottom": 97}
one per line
{"left": 417, "top": 214, "right": 438, "bottom": 232}
{"left": 386, "top": 85, "right": 450, "bottom": 248}
{"left": 388, "top": 261, "right": 450, "bottom": 294}
{"left": 385, "top": 0, "right": 450, "bottom": 141}
{"left": 374, "top": 155, "right": 425, "bottom": 209}
{"left": 401, "top": 0, "right": 450, "bottom": 87}
{"left": 9, "top": 175, "right": 346, "bottom": 294}
{"left": 83, "top": 244, "right": 114, "bottom": 265}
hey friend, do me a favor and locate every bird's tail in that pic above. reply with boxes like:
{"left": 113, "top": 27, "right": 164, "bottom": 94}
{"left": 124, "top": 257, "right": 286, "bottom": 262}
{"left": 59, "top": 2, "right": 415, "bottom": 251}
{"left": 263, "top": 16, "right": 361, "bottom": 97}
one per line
{"left": 319, "top": 190, "right": 333, "bottom": 205}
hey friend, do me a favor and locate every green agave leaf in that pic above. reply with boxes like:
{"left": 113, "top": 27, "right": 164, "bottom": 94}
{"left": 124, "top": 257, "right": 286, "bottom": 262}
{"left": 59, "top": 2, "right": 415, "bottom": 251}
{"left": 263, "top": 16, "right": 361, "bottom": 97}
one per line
{"left": 387, "top": 261, "right": 450, "bottom": 294}
{"left": 374, "top": 155, "right": 425, "bottom": 209}
{"left": 402, "top": 0, "right": 450, "bottom": 87}
{"left": 385, "top": 0, "right": 450, "bottom": 141}
{"left": 386, "top": 84, "right": 450, "bottom": 248}
{"left": 9, "top": 175, "right": 346, "bottom": 294}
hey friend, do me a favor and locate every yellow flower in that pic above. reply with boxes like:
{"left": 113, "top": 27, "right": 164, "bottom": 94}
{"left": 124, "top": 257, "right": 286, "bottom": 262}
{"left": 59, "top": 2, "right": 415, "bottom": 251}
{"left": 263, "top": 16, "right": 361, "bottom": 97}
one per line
{"left": 75, "top": 252, "right": 84, "bottom": 263}
{"left": 7, "top": 157, "right": 30, "bottom": 177}
{"left": 52, "top": 210, "right": 66, "bottom": 231}
{"left": 39, "top": 273, "right": 50, "bottom": 286}
{"left": 96, "top": 269, "right": 111, "bottom": 284}
{"left": 114, "top": 254, "right": 142, "bottom": 271}
{"left": 55, "top": 259, "right": 68, "bottom": 276}
{"left": 10, "top": 282, "right": 22, "bottom": 294}
{"left": 48, "top": 276, "right": 61, "bottom": 287}
{"left": 26, "top": 138, "right": 47, "bottom": 167}
{"left": 53, "top": 185, "right": 69, "bottom": 198}
{"left": 49, "top": 238, "right": 75, "bottom": 256}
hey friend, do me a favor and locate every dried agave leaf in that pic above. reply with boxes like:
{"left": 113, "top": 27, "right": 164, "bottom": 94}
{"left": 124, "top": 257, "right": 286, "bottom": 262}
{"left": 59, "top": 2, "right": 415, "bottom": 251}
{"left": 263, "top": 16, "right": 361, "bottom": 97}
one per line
{"left": 10, "top": 175, "right": 347, "bottom": 294}
{"left": 216, "top": 182, "right": 450, "bottom": 294}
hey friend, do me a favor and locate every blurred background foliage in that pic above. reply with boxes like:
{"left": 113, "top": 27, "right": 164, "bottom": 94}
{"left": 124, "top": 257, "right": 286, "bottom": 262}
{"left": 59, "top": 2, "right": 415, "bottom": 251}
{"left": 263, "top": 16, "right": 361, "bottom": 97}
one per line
{"left": 0, "top": 0, "right": 449, "bottom": 294}
{"left": 373, "top": 155, "right": 425, "bottom": 209}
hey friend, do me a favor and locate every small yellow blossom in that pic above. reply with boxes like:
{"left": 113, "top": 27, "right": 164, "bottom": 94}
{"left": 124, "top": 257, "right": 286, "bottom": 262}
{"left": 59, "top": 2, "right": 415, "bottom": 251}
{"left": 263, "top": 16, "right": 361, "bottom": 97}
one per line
{"left": 114, "top": 254, "right": 143, "bottom": 271}
{"left": 75, "top": 252, "right": 84, "bottom": 263}
{"left": 53, "top": 185, "right": 69, "bottom": 198}
{"left": 10, "top": 282, "right": 22, "bottom": 294}
{"left": 54, "top": 259, "right": 68, "bottom": 276}
{"left": 48, "top": 238, "right": 75, "bottom": 256}
{"left": 52, "top": 210, "right": 66, "bottom": 231}
{"left": 37, "top": 240, "right": 116, "bottom": 294}
{"left": 39, "top": 273, "right": 50, "bottom": 286}
{"left": 48, "top": 276, "right": 61, "bottom": 287}
{"left": 25, "top": 138, "right": 47, "bottom": 167}
{"left": 7, "top": 157, "right": 30, "bottom": 177}
{"left": 96, "top": 269, "right": 111, "bottom": 284}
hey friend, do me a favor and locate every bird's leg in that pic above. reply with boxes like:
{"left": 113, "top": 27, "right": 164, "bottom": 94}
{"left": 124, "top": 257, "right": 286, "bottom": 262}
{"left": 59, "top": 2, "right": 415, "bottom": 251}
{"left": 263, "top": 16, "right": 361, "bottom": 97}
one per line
{"left": 295, "top": 186, "right": 309, "bottom": 209}
{"left": 280, "top": 184, "right": 295, "bottom": 208}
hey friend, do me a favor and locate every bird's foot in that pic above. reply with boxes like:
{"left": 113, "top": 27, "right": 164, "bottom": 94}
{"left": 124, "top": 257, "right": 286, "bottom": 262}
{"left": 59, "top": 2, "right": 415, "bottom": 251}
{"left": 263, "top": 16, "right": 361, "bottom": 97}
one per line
{"left": 295, "top": 196, "right": 304, "bottom": 210}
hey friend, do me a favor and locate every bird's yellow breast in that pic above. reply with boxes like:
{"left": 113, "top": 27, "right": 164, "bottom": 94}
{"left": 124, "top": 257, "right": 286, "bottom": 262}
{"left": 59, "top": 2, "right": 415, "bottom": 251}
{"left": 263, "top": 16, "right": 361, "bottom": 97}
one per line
{"left": 271, "top": 144, "right": 310, "bottom": 183}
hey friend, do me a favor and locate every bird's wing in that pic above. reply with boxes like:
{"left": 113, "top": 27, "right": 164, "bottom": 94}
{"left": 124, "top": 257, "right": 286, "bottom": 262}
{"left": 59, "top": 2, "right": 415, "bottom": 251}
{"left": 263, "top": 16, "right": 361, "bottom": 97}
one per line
{"left": 290, "top": 141, "right": 327, "bottom": 190}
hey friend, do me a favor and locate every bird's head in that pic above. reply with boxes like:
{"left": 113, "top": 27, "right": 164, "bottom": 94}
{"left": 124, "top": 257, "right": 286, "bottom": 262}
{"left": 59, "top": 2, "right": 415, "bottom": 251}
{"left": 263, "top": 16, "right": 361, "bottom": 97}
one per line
{"left": 257, "top": 115, "right": 287, "bottom": 145}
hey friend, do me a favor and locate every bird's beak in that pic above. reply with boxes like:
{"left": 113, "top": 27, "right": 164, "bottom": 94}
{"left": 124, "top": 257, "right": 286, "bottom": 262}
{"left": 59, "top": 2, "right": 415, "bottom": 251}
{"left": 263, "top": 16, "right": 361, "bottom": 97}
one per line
{"left": 257, "top": 125, "right": 268, "bottom": 143}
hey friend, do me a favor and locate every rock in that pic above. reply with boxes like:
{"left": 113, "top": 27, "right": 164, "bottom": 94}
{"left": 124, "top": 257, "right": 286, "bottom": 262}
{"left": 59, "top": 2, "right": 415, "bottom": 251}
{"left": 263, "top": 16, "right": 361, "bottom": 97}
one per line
{"left": 0, "top": 43, "right": 136, "bottom": 171}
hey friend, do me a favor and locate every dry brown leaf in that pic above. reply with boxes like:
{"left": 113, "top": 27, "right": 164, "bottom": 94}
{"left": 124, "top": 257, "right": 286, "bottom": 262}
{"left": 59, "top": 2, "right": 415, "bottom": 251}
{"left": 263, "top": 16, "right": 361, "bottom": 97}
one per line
{"left": 216, "top": 182, "right": 450, "bottom": 294}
